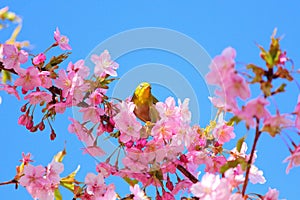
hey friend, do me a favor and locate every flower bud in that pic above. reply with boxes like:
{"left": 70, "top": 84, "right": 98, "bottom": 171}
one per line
{"left": 26, "top": 118, "right": 33, "bottom": 130}
{"left": 38, "top": 121, "right": 45, "bottom": 131}
{"left": 30, "top": 126, "right": 38, "bottom": 132}
{"left": 20, "top": 104, "right": 27, "bottom": 112}
{"left": 18, "top": 114, "right": 27, "bottom": 125}
{"left": 50, "top": 130, "right": 56, "bottom": 140}
{"left": 179, "top": 154, "right": 188, "bottom": 163}
{"left": 125, "top": 140, "right": 134, "bottom": 148}
{"left": 21, "top": 88, "right": 28, "bottom": 95}
{"left": 166, "top": 176, "right": 174, "bottom": 191}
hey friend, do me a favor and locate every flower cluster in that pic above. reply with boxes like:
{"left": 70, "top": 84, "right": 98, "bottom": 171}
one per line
{"left": 1, "top": 9, "right": 300, "bottom": 200}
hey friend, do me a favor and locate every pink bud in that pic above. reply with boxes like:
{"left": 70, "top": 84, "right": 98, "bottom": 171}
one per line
{"left": 125, "top": 140, "right": 134, "bottom": 148}
{"left": 136, "top": 138, "right": 147, "bottom": 149}
{"left": 26, "top": 119, "right": 33, "bottom": 130}
{"left": 32, "top": 53, "right": 46, "bottom": 65}
{"left": 30, "top": 126, "right": 38, "bottom": 132}
{"left": 21, "top": 88, "right": 28, "bottom": 95}
{"left": 179, "top": 154, "right": 188, "bottom": 163}
{"left": 106, "top": 123, "right": 114, "bottom": 133}
{"left": 166, "top": 178, "right": 174, "bottom": 191}
{"left": 20, "top": 104, "right": 27, "bottom": 112}
{"left": 18, "top": 114, "right": 27, "bottom": 126}
{"left": 38, "top": 121, "right": 45, "bottom": 131}
{"left": 50, "top": 130, "right": 56, "bottom": 140}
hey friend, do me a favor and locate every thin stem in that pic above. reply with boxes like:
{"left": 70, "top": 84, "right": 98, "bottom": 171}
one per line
{"left": 242, "top": 117, "right": 261, "bottom": 196}
{"left": 176, "top": 164, "right": 198, "bottom": 183}
{"left": 0, "top": 179, "right": 18, "bottom": 186}
{"left": 43, "top": 43, "right": 57, "bottom": 54}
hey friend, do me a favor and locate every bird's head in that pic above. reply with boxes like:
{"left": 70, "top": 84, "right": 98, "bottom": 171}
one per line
{"left": 134, "top": 82, "right": 152, "bottom": 102}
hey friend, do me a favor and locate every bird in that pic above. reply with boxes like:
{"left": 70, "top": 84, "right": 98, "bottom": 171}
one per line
{"left": 131, "top": 82, "right": 159, "bottom": 123}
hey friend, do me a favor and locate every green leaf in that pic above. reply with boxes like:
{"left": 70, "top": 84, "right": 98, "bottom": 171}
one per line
{"left": 258, "top": 45, "right": 274, "bottom": 68}
{"left": 220, "top": 158, "right": 247, "bottom": 174}
{"left": 1, "top": 70, "right": 11, "bottom": 83}
{"left": 60, "top": 165, "right": 80, "bottom": 192}
{"left": 227, "top": 116, "right": 241, "bottom": 126}
{"left": 123, "top": 177, "right": 138, "bottom": 186}
{"left": 246, "top": 64, "right": 265, "bottom": 83}
{"left": 54, "top": 189, "right": 62, "bottom": 200}
{"left": 260, "top": 81, "right": 272, "bottom": 97}
{"left": 53, "top": 147, "right": 67, "bottom": 163}
{"left": 236, "top": 137, "right": 245, "bottom": 153}
{"left": 44, "top": 52, "right": 71, "bottom": 70}
{"left": 276, "top": 67, "right": 293, "bottom": 81}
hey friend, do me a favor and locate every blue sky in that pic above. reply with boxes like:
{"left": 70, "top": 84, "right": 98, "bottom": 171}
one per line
{"left": 0, "top": 1, "right": 300, "bottom": 199}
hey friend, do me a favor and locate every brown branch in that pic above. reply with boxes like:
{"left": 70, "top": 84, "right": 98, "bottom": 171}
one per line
{"left": 242, "top": 117, "right": 261, "bottom": 196}
{"left": 177, "top": 164, "right": 198, "bottom": 184}
{"left": 0, "top": 179, "right": 18, "bottom": 188}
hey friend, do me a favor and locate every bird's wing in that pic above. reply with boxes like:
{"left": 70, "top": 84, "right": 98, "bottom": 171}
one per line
{"left": 131, "top": 92, "right": 137, "bottom": 102}
{"left": 152, "top": 95, "right": 159, "bottom": 104}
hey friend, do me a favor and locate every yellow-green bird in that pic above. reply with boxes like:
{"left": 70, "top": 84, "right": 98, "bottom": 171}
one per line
{"left": 131, "top": 82, "right": 159, "bottom": 123}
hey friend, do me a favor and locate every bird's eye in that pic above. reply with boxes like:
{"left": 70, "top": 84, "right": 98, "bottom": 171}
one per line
{"left": 139, "top": 84, "right": 143, "bottom": 88}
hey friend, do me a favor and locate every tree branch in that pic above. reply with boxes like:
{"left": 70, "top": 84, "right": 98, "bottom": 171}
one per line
{"left": 242, "top": 117, "right": 261, "bottom": 196}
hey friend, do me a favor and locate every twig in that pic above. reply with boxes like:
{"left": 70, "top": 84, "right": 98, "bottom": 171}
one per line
{"left": 242, "top": 117, "right": 261, "bottom": 196}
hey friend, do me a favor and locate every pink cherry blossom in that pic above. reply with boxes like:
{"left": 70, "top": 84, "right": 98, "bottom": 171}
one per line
{"left": 39, "top": 71, "right": 52, "bottom": 88}
{"left": 68, "top": 117, "right": 93, "bottom": 144}
{"left": 178, "top": 98, "right": 192, "bottom": 123}
{"left": 122, "top": 148, "right": 149, "bottom": 172}
{"left": 151, "top": 120, "right": 175, "bottom": 141}
{"left": 208, "top": 96, "right": 225, "bottom": 110}
{"left": 79, "top": 106, "right": 104, "bottom": 124}
{"left": 294, "top": 95, "right": 300, "bottom": 130}
{"left": 82, "top": 145, "right": 106, "bottom": 157}
{"left": 249, "top": 165, "right": 266, "bottom": 184}
{"left": 130, "top": 184, "right": 148, "bottom": 200}
{"left": 224, "top": 73, "right": 250, "bottom": 101}
{"left": 54, "top": 69, "right": 73, "bottom": 98}
{"left": 230, "top": 193, "right": 243, "bottom": 200}
{"left": 224, "top": 166, "right": 244, "bottom": 188}
{"left": 155, "top": 97, "right": 180, "bottom": 121}
{"left": 278, "top": 51, "right": 287, "bottom": 65}
{"left": 19, "top": 164, "right": 45, "bottom": 189}
{"left": 205, "top": 47, "right": 236, "bottom": 86}
{"left": 67, "top": 59, "right": 90, "bottom": 79}
{"left": 205, "top": 156, "right": 227, "bottom": 173}
{"left": 2, "top": 44, "right": 28, "bottom": 73}
{"left": 14, "top": 66, "right": 41, "bottom": 91}
{"left": 114, "top": 101, "right": 142, "bottom": 143}
{"left": 263, "top": 112, "right": 294, "bottom": 137}
{"left": 96, "top": 162, "right": 117, "bottom": 178}
{"left": 46, "top": 160, "right": 64, "bottom": 184}
{"left": 19, "top": 152, "right": 33, "bottom": 165}
{"left": 237, "top": 97, "right": 270, "bottom": 127}
{"left": 48, "top": 101, "right": 68, "bottom": 114}
{"left": 212, "top": 123, "right": 235, "bottom": 144}
{"left": 85, "top": 173, "right": 106, "bottom": 196}
{"left": 24, "top": 91, "right": 52, "bottom": 105}
{"left": 264, "top": 187, "right": 279, "bottom": 200}
{"left": 32, "top": 53, "right": 46, "bottom": 65}
{"left": 172, "top": 179, "right": 192, "bottom": 195}
{"left": 284, "top": 144, "right": 300, "bottom": 174}
{"left": 54, "top": 27, "right": 72, "bottom": 50}
{"left": 86, "top": 88, "right": 107, "bottom": 106}
{"left": 98, "top": 184, "right": 116, "bottom": 200}
{"left": 91, "top": 50, "right": 119, "bottom": 77}
{"left": 0, "top": 83, "right": 20, "bottom": 100}
{"left": 190, "top": 173, "right": 231, "bottom": 200}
